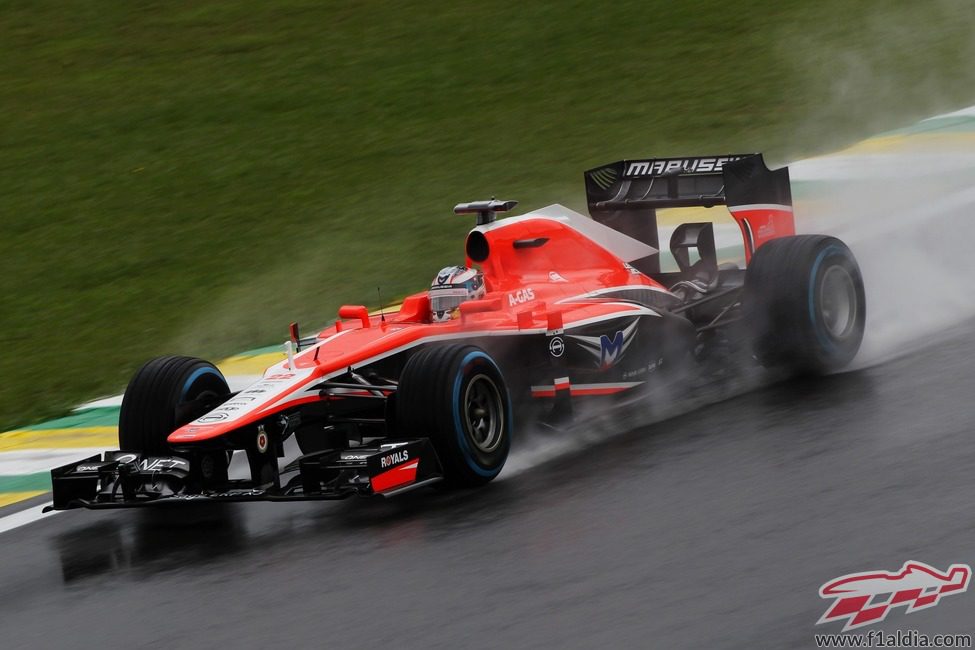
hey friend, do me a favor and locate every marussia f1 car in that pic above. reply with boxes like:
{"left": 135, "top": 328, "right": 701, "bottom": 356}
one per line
{"left": 49, "top": 154, "right": 865, "bottom": 510}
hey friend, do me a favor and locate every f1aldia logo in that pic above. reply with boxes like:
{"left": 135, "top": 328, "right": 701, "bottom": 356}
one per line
{"left": 817, "top": 561, "right": 971, "bottom": 631}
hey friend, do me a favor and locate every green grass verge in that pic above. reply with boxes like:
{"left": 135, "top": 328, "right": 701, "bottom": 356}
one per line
{"left": 1, "top": 0, "right": 974, "bottom": 429}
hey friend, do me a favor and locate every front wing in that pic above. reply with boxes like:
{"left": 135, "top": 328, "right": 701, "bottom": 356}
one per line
{"left": 46, "top": 438, "right": 443, "bottom": 510}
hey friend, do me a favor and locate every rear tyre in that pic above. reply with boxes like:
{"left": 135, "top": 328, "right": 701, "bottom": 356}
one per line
{"left": 118, "top": 356, "right": 231, "bottom": 455}
{"left": 396, "top": 345, "right": 512, "bottom": 487}
{"left": 743, "top": 235, "right": 865, "bottom": 374}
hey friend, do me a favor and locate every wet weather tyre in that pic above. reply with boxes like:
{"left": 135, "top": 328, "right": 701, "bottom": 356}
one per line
{"left": 743, "top": 235, "right": 865, "bottom": 374}
{"left": 118, "top": 356, "right": 231, "bottom": 456}
{"left": 396, "top": 345, "right": 512, "bottom": 487}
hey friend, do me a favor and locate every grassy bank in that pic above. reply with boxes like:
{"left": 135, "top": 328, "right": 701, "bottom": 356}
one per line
{"left": 1, "top": 0, "right": 974, "bottom": 428}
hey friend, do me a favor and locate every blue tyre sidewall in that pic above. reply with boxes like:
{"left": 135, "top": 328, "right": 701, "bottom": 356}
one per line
{"left": 450, "top": 350, "right": 512, "bottom": 478}
{"left": 807, "top": 245, "right": 843, "bottom": 352}
{"left": 179, "top": 366, "right": 226, "bottom": 402}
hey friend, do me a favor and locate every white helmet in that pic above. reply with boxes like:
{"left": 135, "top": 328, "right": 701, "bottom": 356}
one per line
{"left": 429, "top": 266, "right": 485, "bottom": 322}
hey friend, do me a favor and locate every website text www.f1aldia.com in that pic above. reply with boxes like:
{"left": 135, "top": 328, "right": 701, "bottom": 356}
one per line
{"left": 815, "top": 629, "right": 972, "bottom": 648}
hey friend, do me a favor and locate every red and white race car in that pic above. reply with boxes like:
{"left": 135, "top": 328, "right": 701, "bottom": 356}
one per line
{"left": 50, "top": 154, "right": 865, "bottom": 509}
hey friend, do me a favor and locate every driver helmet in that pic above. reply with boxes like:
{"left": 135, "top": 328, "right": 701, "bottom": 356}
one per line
{"left": 429, "top": 266, "right": 485, "bottom": 322}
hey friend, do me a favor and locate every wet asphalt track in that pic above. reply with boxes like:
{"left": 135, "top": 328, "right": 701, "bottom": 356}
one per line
{"left": 2, "top": 322, "right": 975, "bottom": 649}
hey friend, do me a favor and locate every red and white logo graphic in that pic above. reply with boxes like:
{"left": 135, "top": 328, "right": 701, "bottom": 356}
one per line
{"left": 817, "top": 561, "right": 971, "bottom": 631}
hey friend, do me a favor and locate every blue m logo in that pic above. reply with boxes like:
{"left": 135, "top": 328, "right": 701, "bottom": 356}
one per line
{"left": 599, "top": 331, "right": 625, "bottom": 369}
{"left": 568, "top": 319, "right": 639, "bottom": 370}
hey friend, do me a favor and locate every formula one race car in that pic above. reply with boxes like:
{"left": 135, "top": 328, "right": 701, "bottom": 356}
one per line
{"left": 49, "top": 154, "right": 865, "bottom": 510}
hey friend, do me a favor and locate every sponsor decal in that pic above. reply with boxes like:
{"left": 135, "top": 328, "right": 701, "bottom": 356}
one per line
{"left": 756, "top": 215, "right": 777, "bottom": 239}
{"left": 196, "top": 412, "right": 230, "bottom": 423}
{"left": 76, "top": 464, "right": 104, "bottom": 473}
{"left": 623, "top": 262, "right": 641, "bottom": 275}
{"left": 380, "top": 449, "right": 409, "bottom": 468}
{"left": 623, "top": 357, "right": 664, "bottom": 379}
{"left": 170, "top": 489, "right": 266, "bottom": 500}
{"left": 371, "top": 459, "right": 420, "bottom": 493}
{"left": 140, "top": 458, "right": 189, "bottom": 472}
{"left": 623, "top": 358, "right": 662, "bottom": 379}
{"left": 256, "top": 430, "right": 269, "bottom": 453}
{"left": 568, "top": 319, "right": 639, "bottom": 370}
{"left": 110, "top": 455, "right": 190, "bottom": 472}
{"left": 599, "top": 331, "right": 626, "bottom": 369}
{"left": 548, "top": 336, "right": 565, "bottom": 357}
{"left": 508, "top": 288, "right": 535, "bottom": 306}
{"left": 548, "top": 271, "right": 568, "bottom": 283}
{"left": 221, "top": 489, "right": 265, "bottom": 497}
{"left": 817, "top": 561, "right": 971, "bottom": 631}
{"left": 623, "top": 156, "right": 745, "bottom": 178}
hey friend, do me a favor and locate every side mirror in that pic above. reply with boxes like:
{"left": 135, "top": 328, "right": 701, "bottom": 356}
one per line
{"left": 289, "top": 322, "right": 301, "bottom": 352}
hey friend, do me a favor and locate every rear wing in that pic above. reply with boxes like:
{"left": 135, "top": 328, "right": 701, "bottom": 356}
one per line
{"left": 584, "top": 154, "right": 794, "bottom": 271}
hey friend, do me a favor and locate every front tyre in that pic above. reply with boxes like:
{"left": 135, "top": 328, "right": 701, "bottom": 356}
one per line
{"left": 118, "top": 356, "right": 231, "bottom": 456}
{"left": 743, "top": 235, "right": 866, "bottom": 374}
{"left": 396, "top": 345, "right": 512, "bottom": 487}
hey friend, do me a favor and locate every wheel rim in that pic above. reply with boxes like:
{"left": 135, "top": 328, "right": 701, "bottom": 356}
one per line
{"left": 819, "top": 265, "right": 858, "bottom": 339}
{"left": 463, "top": 374, "right": 504, "bottom": 453}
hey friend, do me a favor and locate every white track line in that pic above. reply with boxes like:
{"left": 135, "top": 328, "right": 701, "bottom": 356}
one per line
{"left": 0, "top": 448, "right": 105, "bottom": 475}
{"left": 0, "top": 504, "right": 60, "bottom": 535}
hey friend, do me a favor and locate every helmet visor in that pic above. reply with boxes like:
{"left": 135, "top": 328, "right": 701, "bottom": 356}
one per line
{"left": 429, "top": 287, "right": 470, "bottom": 314}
